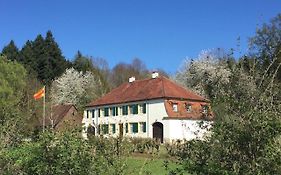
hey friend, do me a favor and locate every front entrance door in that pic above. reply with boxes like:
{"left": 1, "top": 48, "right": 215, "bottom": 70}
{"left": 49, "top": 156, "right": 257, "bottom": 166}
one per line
{"left": 152, "top": 122, "right": 163, "bottom": 143}
{"left": 119, "top": 123, "right": 124, "bottom": 138}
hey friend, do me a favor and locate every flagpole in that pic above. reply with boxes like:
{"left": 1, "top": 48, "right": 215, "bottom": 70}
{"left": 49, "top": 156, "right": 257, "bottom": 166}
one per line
{"left": 43, "top": 86, "right": 46, "bottom": 132}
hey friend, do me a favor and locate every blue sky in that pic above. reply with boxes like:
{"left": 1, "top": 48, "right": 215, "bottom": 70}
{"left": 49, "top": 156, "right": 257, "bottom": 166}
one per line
{"left": 0, "top": 0, "right": 280, "bottom": 74}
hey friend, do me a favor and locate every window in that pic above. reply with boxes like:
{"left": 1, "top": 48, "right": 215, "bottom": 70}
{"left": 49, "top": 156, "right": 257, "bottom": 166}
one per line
{"left": 112, "top": 107, "right": 118, "bottom": 116}
{"left": 104, "top": 107, "right": 109, "bottom": 117}
{"left": 110, "top": 107, "right": 114, "bottom": 116}
{"left": 172, "top": 103, "right": 178, "bottom": 112}
{"left": 185, "top": 104, "right": 192, "bottom": 112}
{"left": 130, "top": 123, "right": 138, "bottom": 133}
{"left": 111, "top": 124, "right": 116, "bottom": 134}
{"left": 92, "top": 109, "right": 95, "bottom": 118}
{"left": 102, "top": 124, "right": 109, "bottom": 134}
{"left": 122, "top": 105, "right": 128, "bottom": 115}
{"left": 130, "top": 104, "right": 138, "bottom": 115}
{"left": 140, "top": 122, "right": 146, "bottom": 133}
{"left": 98, "top": 109, "right": 101, "bottom": 117}
{"left": 140, "top": 103, "right": 146, "bottom": 114}
{"left": 125, "top": 123, "right": 128, "bottom": 133}
{"left": 202, "top": 105, "right": 209, "bottom": 114}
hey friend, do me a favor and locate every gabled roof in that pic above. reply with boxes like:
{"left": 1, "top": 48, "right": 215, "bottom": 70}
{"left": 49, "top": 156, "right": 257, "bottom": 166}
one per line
{"left": 45, "top": 104, "right": 77, "bottom": 127}
{"left": 87, "top": 76, "right": 208, "bottom": 107}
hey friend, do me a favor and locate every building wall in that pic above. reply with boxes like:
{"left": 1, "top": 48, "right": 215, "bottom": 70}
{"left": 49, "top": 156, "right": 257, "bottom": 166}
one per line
{"left": 82, "top": 99, "right": 212, "bottom": 142}
{"left": 166, "top": 119, "right": 212, "bottom": 142}
{"left": 55, "top": 106, "right": 80, "bottom": 131}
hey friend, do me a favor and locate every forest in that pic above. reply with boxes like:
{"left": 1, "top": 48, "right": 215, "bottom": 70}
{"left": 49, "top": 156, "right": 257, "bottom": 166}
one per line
{"left": 0, "top": 14, "right": 281, "bottom": 174}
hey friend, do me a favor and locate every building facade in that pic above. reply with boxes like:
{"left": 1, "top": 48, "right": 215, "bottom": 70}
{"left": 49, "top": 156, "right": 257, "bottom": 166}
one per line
{"left": 83, "top": 73, "right": 213, "bottom": 142}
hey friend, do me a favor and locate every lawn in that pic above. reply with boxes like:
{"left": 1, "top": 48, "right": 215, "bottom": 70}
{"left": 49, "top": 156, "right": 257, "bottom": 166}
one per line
{"left": 124, "top": 155, "right": 189, "bottom": 175}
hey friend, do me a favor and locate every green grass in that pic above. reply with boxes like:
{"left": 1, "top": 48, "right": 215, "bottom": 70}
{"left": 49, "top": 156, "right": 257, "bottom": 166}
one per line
{"left": 124, "top": 156, "right": 189, "bottom": 175}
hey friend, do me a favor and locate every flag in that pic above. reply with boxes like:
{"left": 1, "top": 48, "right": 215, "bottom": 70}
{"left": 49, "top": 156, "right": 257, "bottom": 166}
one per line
{"left": 33, "top": 86, "right": 45, "bottom": 100}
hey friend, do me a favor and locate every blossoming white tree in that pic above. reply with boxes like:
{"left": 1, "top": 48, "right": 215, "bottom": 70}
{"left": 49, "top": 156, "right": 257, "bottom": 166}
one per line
{"left": 175, "top": 49, "right": 232, "bottom": 98}
{"left": 51, "top": 68, "right": 105, "bottom": 107}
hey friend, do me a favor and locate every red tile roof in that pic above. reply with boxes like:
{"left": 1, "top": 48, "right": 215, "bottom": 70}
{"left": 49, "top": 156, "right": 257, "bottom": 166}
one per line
{"left": 87, "top": 76, "right": 208, "bottom": 107}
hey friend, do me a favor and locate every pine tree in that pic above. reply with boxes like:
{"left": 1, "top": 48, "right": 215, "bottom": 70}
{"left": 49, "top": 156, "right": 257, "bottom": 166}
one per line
{"left": 1, "top": 40, "right": 20, "bottom": 61}
{"left": 19, "top": 40, "right": 37, "bottom": 74}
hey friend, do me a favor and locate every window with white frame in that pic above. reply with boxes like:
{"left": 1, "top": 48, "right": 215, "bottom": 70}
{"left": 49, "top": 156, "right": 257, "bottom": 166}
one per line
{"left": 185, "top": 104, "right": 192, "bottom": 112}
{"left": 130, "top": 123, "right": 138, "bottom": 133}
{"left": 202, "top": 105, "right": 209, "bottom": 114}
{"left": 140, "top": 122, "right": 146, "bottom": 133}
{"left": 172, "top": 103, "right": 178, "bottom": 112}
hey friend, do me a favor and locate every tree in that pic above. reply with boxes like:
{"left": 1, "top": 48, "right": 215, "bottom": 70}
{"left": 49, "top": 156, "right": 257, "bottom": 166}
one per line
{"left": 175, "top": 49, "right": 232, "bottom": 99}
{"left": 250, "top": 13, "right": 281, "bottom": 81}
{"left": 73, "top": 51, "right": 93, "bottom": 73}
{"left": 0, "top": 55, "right": 28, "bottom": 147}
{"left": 110, "top": 58, "right": 149, "bottom": 88}
{"left": 1, "top": 40, "right": 20, "bottom": 61}
{"left": 51, "top": 68, "right": 105, "bottom": 108}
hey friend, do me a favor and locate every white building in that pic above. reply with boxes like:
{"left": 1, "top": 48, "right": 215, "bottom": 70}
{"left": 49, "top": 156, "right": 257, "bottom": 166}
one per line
{"left": 83, "top": 73, "right": 213, "bottom": 142}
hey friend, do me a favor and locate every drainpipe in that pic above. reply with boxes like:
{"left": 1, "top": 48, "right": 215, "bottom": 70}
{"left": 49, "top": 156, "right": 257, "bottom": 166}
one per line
{"left": 146, "top": 100, "right": 149, "bottom": 138}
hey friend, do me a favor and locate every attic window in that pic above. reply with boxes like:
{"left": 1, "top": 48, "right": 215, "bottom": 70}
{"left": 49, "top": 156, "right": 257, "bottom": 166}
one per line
{"left": 172, "top": 103, "right": 178, "bottom": 112}
{"left": 202, "top": 105, "right": 209, "bottom": 114}
{"left": 185, "top": 104, "right": 192, "bottom": 112}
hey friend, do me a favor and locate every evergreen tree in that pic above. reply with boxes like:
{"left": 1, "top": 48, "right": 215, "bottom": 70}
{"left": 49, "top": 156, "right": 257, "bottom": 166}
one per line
{"left": 32, "top": 31, "right": 68, "bottom": 85}
{"left": 73, "top": 50, "right": 93, "bottom": 73}
{"left": 1, "top": 40, "right": 19, "bottom": 61}
{"left": 19, "top": 40, "right": 37, "bottom": 74}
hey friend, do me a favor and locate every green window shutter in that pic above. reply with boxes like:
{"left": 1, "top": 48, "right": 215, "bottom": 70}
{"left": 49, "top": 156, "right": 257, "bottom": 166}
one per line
{"left": 111, "top": 124, "right": 116, "bottom": 133}
{"left": 115, "top": 107, "right": 118, "bottom": 116}
{"left": 133, "top": 105, "right": 138, "bottom": 114}
{"left": 143, "top": 122, "right": 146, "bottom": 132}
{"left": 143, "top": 103, "right": 146, "bottom": 114}
{"left": 132, "top": 123, "right": 138, "bottom": 133}
{"left": 125, "top": 123, "right": 128, "bottom": 133}
{"left": 92, "top": 110, "right": 95, "bottom": 118}
{"left": 104, "top": 108, "right": 109, "bottom": 117}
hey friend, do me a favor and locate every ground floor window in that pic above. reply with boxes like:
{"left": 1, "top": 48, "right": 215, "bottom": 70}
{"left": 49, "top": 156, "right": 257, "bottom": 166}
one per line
{"left": 130, "top": 123, "right": 138, "bottom": 133}
{"left": 140, "top": 122, "right": 146, "bottom": 133}
{"left": 111, "top": 124, "right": 116, "bottom": 134}
{"left": 101, "top": 124, "right": 109, "bottom": 134}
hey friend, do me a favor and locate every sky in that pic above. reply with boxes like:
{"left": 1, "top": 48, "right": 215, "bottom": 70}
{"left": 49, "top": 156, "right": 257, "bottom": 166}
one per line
{"left": 0, "top": 0, "right": 281, "bottom": 74}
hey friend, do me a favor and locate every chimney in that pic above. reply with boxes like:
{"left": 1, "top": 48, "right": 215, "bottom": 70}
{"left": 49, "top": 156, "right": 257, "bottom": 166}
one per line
{"left": 152, "top": 72, "right": 159, "bottom": 79}
{"left": 129, "top": 76, "right": 135, "bottom": 83}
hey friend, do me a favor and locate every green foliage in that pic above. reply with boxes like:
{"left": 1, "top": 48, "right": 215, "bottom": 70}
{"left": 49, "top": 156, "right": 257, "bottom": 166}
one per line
{"left": 1, "top": 40, "right": 20, "bottom": 61}
{"left": 0, "top": 56, "right": 26, "bottom": 112}
{"left": 0, "top": 130, "right": 93, "bottom": 175}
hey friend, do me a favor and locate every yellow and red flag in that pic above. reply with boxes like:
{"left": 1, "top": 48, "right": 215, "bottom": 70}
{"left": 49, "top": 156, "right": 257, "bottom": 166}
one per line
{"left": 33, "top": 86, "right": 45, "bottom": 100}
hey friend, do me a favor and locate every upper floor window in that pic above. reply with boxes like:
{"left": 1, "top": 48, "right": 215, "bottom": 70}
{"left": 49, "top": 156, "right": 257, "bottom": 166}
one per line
{"left": 122, "top": 105, "right": 128, "bottom": 115}
{"left": 185, "top": 104, "right": 192, "bottom": 112}
{"left": 140, "top": 103, "right": 146, "bottom": 114}
{"left": 98, "top": 109, "right": 101, "bottom": 117}
{"left": 202, "top": 105, "right": 209, "bottom": 114}
{"left": 130, "top": 104, "right": 138, "bottom": 115}
{"left": 104, "top": 107, "right": 109, "bottom": 117}
{"left": 111, "top": 107, "right": 118, "bottom": 116}
{"left": 172, "top": 103, "right": 178, "bottom": 112}
{"left": 92, "top": 109, "right": 95, "bottom": 118}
